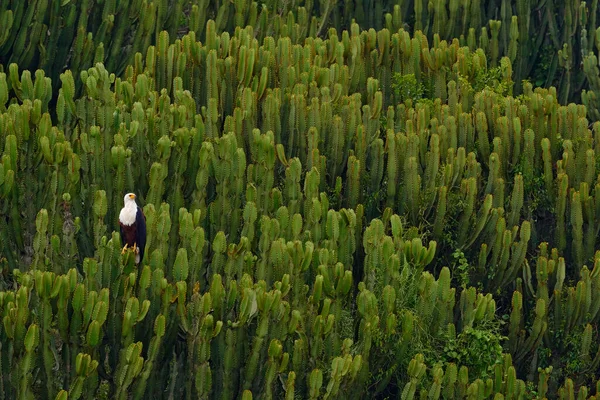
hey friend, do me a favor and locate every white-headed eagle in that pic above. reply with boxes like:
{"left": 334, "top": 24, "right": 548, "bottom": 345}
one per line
{"left": 119, "top": 193, "right": 147, "bottom": 265}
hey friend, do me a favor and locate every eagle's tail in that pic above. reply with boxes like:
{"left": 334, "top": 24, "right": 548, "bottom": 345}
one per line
{"left": 136, "top": 253, "right": 140, "bottom": 264}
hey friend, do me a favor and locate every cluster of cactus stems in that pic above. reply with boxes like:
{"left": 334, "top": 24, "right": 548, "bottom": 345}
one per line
{"left": 2, "top": 0, "right": 600, "bottom": 118}
{"left": 3, "top": 16, "right": 600, "bottom": 399}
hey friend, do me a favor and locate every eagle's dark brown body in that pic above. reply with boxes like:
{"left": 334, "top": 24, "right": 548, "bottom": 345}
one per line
{"left": 120, "top": 223, "right": 138, "bottom": 247}
{"left": 119, "top": 205, "right": 146, "bottom": 264}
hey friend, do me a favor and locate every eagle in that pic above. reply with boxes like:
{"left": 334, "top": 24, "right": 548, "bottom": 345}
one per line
{"left": 119, "top": 193, "right": 147, "bottom": 265}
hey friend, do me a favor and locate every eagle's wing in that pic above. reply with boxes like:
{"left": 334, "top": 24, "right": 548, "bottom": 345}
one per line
{"left": 119, "top": 218, "right": 126, "bottom": 246}
{"left": 135, "top": 206, "right": 147, "bottom": 264}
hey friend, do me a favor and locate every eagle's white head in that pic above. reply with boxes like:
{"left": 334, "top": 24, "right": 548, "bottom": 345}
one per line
{"left": 119, "top": 193, "right": 138, "bottom": 226}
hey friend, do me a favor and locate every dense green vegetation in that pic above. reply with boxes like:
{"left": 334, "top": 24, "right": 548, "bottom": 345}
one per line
{"left": 1, "top": 1, "right": 600, "bottom": 399}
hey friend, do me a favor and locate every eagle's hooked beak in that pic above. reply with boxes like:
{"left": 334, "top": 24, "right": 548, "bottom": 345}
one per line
{"left": 129, "top": 194, "right": 136, "bottom": 199}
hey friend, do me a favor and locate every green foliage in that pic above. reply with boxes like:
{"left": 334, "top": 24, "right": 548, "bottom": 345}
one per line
{"left": 472, "top": 66, "right": 511, "bottom": 96}
{"left": 2, "top": 3, "right": 600, "bottom": 399}
{"left": 392, "top": 73, "right": 425, "bottom": 104}
{"left": 451, "top": 249, "right": 472, "bottom": 290}
{"left": 439, "top": 325, "right": 505, "bottom": 380}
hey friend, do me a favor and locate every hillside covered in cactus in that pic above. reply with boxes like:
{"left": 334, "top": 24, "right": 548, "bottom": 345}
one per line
{"left": 2, "top": 0, "right": 600, "bottom": 399}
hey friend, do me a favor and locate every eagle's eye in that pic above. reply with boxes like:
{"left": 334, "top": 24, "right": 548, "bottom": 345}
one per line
{"left": 129, "top": 194, "right": 135, "bottom": 199}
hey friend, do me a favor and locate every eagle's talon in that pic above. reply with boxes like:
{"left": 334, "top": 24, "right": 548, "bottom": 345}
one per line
{"left": 121, "top": 244, "right": 129, "bottom": 254}
{"left": 133, "top": 243, "right": 138, "bottom": 253}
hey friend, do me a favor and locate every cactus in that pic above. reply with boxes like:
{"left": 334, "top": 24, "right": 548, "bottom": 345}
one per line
{"left": 4, "top": 7, "right": 600, "bottom": 399}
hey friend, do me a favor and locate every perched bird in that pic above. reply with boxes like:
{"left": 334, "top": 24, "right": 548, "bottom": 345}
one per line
{"left": 119, "top": 193, "right": 147, "bottom": 265}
